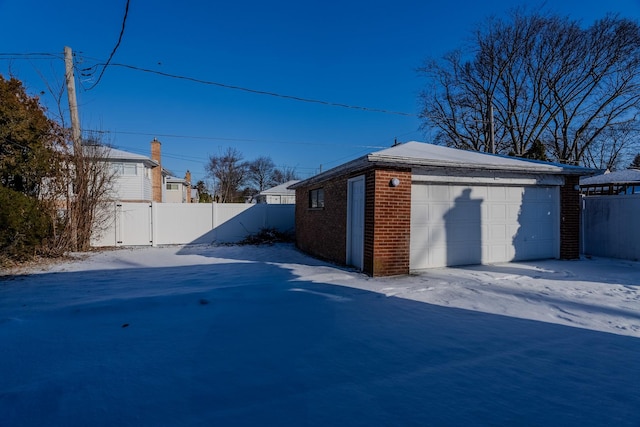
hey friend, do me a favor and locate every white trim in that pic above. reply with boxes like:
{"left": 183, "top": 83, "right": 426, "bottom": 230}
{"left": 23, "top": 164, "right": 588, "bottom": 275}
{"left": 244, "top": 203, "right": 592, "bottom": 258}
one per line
{"left": 412, "top": 170, "right": 564, "bottom": 186}
{"left": 346, "top": 175, "right": 365, "bottom": 270}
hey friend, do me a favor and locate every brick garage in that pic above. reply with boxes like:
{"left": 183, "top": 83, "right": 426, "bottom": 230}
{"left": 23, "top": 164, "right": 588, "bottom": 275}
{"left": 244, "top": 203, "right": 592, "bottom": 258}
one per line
{"left": 290, "top": 142, "right": 592, "bottom": 277}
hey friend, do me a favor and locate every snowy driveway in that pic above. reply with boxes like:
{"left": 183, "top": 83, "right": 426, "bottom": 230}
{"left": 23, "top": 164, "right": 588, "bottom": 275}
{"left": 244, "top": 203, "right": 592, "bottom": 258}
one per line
{"left": 1, "top": 244, "right": 640, "bottom": 426}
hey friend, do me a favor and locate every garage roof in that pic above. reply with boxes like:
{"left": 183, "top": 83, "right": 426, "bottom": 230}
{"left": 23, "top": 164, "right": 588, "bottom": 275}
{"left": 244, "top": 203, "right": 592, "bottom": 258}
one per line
{"left": 291, "top": 141, "right": 596, "bottom": 188}
{"left": 580, "top": 168, "right": 640, "bottom": 185}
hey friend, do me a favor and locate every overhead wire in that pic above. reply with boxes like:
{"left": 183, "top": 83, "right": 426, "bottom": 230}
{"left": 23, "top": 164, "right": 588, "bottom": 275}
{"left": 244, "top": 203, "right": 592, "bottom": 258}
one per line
{"left": 0, "top": 52, "right": 62, "bottom": 60}
{"left": 82, "top": 127, "right": 421, "bottom": 175}
{"left": 85, "top": 129, "right": 394, "bottom": 149}
{"left": 82, "top": 61, "right": 417, "bottom": 117}
{"left": 84, "top": 0, "right": 131, "bottom": 90}
{"left": 4, "top": 51, "right": 417, "bottom": 118}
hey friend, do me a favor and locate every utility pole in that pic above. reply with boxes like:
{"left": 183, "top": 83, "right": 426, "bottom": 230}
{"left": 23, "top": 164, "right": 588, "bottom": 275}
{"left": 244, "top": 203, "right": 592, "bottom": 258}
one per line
{"left": 64, "top": 46, "right": 82, "bottom": 153}
{"left": 64, "top": 46, "right": 82, "bottom": 250}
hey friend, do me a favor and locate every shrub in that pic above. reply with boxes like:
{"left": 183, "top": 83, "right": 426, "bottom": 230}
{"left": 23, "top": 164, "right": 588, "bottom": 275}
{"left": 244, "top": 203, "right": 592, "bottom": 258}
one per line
{"left": 239, "top": 227, "right": 294, "bottom": 245}
{"left": 0, "top": 185, "right": 53, "bottom": 263}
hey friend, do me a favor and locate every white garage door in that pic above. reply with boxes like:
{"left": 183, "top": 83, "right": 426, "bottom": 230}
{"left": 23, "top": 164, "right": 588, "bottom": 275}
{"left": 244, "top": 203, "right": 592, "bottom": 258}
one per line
{"left": 410, "top": 184, "right": 559, "bottom": 269}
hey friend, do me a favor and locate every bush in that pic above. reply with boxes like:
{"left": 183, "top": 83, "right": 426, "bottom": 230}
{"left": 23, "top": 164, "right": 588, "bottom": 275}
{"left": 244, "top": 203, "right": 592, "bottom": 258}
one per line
{"left": 239, "top": 227, "right": 294, "bottom": 245}
{"left": 0, "top": 185, "right": 53, "bottom": 263}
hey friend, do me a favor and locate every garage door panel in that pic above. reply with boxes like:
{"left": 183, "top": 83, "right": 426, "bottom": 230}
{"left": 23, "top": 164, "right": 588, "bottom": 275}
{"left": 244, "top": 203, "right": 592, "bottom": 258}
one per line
{"left": 488, "top": 224, "right": 509, "bottom": 240}
{"left": 489, "top": 204, "right": 508, "bottom": 221}
{"left": 411, "top": 183, "right": 559, "bottom": 269}
{"left": 428, "top": 203, "right": 450, "bottom": 225}
{"left": 429, "top": 185, "right": 451, "bottom": 200}
{"left": 412, "top": 202, "right": 430, "bottom": 224}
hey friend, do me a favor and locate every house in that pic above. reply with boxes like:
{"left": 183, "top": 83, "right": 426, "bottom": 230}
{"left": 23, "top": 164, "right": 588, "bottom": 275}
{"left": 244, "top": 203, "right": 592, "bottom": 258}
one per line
{"left": 255, "top": 180, "right": 299, "bottom": 204}
{"left": 290, "top": 141, "right": 594, "bottom": 277}
{"left": 101, "top": 138, "right": 168, "bottom": 202}
{"left": 103, "top": 138, "right": 191, "bottom": 203}
{"left": 165, "top": 171, "right": 193, "bottom": 203}
{"left": 580, "top": 168, "right": 640, "bottom": 196}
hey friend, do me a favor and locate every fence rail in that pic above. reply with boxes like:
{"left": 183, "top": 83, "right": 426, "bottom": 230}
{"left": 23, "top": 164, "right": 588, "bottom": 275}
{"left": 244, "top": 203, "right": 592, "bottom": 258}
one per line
{"left": 92, "top": 202, "right": 295, "bottom": 247}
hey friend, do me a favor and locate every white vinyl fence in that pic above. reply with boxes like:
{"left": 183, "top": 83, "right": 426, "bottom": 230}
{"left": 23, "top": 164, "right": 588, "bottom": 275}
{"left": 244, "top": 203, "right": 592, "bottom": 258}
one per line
{"left": 92, "top": 202, "right": 295, "bottom": 247}
{"left": 582, "top": 194, "right": 640, "bottom": 261}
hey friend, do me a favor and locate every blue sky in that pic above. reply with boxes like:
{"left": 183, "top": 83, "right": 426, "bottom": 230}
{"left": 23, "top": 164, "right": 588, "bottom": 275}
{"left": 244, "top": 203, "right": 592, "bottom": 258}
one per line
{"left": 2, "top": 0, "right": 640, "bottom": 184}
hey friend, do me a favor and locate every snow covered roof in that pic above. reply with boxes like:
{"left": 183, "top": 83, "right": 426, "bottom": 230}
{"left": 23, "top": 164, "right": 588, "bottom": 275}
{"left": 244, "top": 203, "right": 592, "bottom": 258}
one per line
{"left": 580, "top": 168, "right": 640, "bottom": 185}
{"left": 102, "top": 146, "right": 172, "bottom": 176}
{"left": 261, "top": 180, "right": 299, "bottom": 195}
{"left": 291, "top": 141, "right": 596, "bottom": 188}
{"left": 166, "top": 176, "right": 189, "bottom": 185}
{"left": 103, "top": 146, "right": 155, "bottom": 162}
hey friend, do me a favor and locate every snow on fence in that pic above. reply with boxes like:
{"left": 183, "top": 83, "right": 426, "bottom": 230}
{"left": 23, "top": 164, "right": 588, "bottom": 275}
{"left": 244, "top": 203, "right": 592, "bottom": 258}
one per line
{"left": 92, "top": 202, "right": 295, "bottom": 247}
{"left": 582, "top": 194, "right": 640, "bottom": 261}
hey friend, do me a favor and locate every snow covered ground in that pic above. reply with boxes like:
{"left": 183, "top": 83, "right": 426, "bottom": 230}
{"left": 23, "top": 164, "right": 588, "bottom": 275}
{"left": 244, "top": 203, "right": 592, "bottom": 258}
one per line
{"left": 1, "top": 244, "right": 639, "bottom": 426}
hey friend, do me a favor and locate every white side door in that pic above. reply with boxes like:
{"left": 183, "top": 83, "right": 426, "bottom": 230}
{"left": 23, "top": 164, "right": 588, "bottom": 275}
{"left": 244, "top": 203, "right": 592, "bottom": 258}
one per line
{"left": 347, "top": 175, "right": 365, "bottom": 270}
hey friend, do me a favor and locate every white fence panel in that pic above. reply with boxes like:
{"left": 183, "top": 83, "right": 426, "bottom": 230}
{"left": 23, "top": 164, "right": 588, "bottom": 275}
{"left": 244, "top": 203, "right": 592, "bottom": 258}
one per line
{"left": 91, "top": 202, "right": 295, "bottom": 247}
{"left": 154, "top": 203, "right": 214, "bottom": 245}
{"left": 582, "top": 194, "right": 640, "bottom": 261}
{"left": 211, "top": 204, "right": 260, "bottom": 243}
{"left": 91, "top": 203, "right": 117, "bottom": 247}
{"left": 116, "top": 202, "right": 153, "bottom": 246}
{"left": 264, "top": 203, "right": 296, "bottom": 231}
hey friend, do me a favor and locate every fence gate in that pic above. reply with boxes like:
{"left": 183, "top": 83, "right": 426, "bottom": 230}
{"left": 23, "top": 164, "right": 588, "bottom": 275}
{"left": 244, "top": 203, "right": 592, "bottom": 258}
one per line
{"left": 115, "top": 202, "right": 153, "bottom": 246}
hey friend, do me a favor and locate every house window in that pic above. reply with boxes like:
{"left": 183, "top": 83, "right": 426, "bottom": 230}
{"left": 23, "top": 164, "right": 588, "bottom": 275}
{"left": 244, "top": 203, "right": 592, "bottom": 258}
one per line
{"left": 309, "top": 188, "right": 324, "bottom": 208}
{"left": 112, "top": 163, "right": 137, "bottom": 176}
{"left": 166, "top": 183, "right": 180, "bottom": 191}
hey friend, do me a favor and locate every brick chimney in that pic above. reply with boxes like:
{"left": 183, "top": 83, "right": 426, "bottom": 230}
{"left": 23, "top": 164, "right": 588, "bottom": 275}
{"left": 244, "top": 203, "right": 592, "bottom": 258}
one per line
{"left": 185, "top": 170, "right": 192, "bottom": 203}
{"left": 151, "top": 138, "right": 162, "bottom": 202}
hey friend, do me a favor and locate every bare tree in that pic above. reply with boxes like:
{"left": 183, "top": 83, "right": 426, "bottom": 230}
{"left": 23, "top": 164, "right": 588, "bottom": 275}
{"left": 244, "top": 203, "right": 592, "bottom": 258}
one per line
{"left": 419, "top": 10, "right": 640, "bottom": 165}
{"left": 271, "top": 166, "right": 299, "bottom": 184}
{"left": 69, "top": 140, "right": 117, "bottom": 251}
{"left": 247, "top": 156, "right": 276, "bottom": 193}
{"left": 582, "top": 125, "right": 636, "bottom": 170}
{"left": 206, "top": 147, "right": 248, "bottom": 203}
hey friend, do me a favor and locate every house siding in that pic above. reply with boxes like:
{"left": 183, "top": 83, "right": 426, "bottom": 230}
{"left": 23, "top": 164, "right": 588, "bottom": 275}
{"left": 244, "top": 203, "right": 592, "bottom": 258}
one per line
{"left": 110, "top": 162, "right": 153, "bottom": 202}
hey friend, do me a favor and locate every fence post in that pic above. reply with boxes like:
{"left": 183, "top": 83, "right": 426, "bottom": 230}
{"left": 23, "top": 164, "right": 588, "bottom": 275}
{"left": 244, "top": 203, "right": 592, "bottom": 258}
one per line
{"left": 115, "top": 202, "right": 123, "bottom": 246}
{"left": 211, "top": 202, "right": 217, "bottom": 241}
{"left": 151, "top": 201, "right": 157, "bottom": 247}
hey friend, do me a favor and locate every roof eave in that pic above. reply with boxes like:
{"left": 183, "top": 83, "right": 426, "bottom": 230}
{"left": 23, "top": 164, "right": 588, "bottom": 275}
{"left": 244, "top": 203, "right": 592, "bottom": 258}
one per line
{"left": 289, "top": 156, "right": 370, "bottom": 188}
{"left": 367, "top": 154, "right": 595, "bottom": 176}
{"left": 291, "top": 152, "right": 596, "bottom": 189}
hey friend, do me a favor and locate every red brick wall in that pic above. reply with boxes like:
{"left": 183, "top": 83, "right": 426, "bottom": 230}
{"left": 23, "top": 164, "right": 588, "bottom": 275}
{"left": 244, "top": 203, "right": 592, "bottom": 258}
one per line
{"left": 560, "top": 175, "right": 581, "bottom": 259}
{"left": 295, "top": 175, "right": 349, "bottom": 264}
{"left": 369, "top": 169, "right": 412, "bottom": 276}
{"left": 295, "top": 166, "right": 412, "bottom": 277}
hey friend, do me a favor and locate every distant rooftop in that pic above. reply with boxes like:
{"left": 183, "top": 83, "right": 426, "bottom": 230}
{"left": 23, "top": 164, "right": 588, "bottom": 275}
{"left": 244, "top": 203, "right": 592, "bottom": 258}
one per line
{"left": 580, "top": 169, "right": 640, "bottom": 185}
{"left": 261, "top": 180, "right": 299, "bottom": 195}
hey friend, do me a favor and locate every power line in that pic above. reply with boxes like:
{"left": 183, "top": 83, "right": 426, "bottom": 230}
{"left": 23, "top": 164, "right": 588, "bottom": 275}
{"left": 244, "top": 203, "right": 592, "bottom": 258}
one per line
{"left": 86, "top": 129, "right": 391, "bottom": 149}
{"left": 0, "top": 52, "right": 63, "bottom": 62}
{"left": 85, "top": 0, "right": 131, "bottom": 90}
{"left": 3, "top": 51, "right": 417, "bottom": 117}
{"left": 82, "top": 62, "right": 416, "bottom": 117}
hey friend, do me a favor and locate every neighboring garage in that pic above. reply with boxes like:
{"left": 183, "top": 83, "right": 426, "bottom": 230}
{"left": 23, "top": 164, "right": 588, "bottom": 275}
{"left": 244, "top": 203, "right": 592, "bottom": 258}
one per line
{"left": 291, "top": 141, "right": 594, "bottom": 277}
